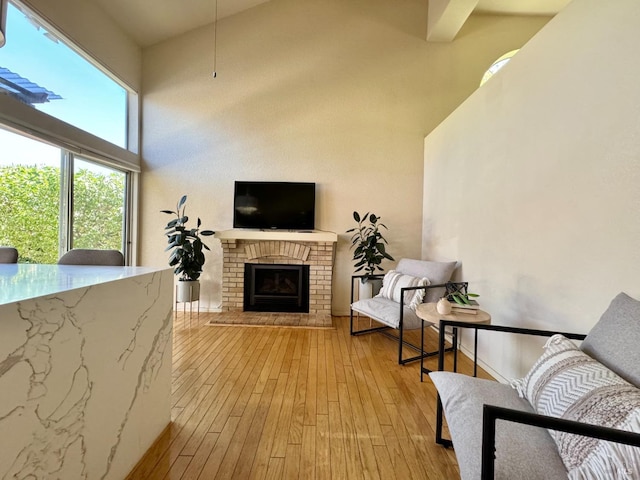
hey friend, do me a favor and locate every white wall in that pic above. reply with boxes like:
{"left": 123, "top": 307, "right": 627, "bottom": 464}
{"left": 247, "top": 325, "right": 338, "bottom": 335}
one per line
{"left": 139, "top": 0, "right": 550, "bottom": 313}
{"left": 423, "top": 0, "right": 640, "bottom": 380}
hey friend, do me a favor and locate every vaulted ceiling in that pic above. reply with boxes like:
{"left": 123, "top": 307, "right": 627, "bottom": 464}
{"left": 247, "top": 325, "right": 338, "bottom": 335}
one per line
{"left": 84, "top": 0, "right": 271, "bottom": 47}
{"left": 84, "top": 0, "right": 572, "bottom": 48}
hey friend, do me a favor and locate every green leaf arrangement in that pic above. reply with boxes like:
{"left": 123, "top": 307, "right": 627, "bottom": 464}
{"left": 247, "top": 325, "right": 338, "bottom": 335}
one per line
{"left": 346, "top": 211, "right": 394, "bottom": 278}
{"left": 450, "top": 292, "right": 480, "bottom": 306}
{"left": 161, "top": 195, "right": 215, "bottom": 281}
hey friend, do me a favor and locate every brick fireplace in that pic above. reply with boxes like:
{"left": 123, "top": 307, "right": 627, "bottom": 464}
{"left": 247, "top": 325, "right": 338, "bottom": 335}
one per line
{"left": 217, "top": 230, "right": 338, "bottom": 319}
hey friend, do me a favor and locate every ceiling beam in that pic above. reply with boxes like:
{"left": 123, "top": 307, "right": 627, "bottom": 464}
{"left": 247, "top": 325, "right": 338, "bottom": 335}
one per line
{"left": 427, "top": 0, "right": 478, "bottom": 42}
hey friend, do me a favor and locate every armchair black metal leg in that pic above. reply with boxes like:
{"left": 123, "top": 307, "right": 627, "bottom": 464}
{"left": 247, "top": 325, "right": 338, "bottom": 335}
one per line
{"left": 419, "top": 325, "right": 455, "bottom": 374}
{"left": 350, "top": 308, "right": 354, "bottom": 335}
{"left": 351, "top": 309, "right": 390, "bottom": 336}
{"left": 474, "top": 328, "right": 479, "bottom": 377}
{"left": 399, "top": 348, "right": 442, "bottom": 365}
{"left": 397, "top": 335, "right": 454, "bottom": 366}
{"left": 438, "top": 322, "right": 446, "bottom": 371}
{"left": 350, "top": 274, "right": 390, "bottom": 337}
{"left": 420, "top": 318, "right": 426, "bottom": 381}
{"left": 434, "top": 325, "right": 453, "bottom": 447}
{"left": 349, "top": 279, "right": 356, "bottom": 335}
{"left": 435, "top": 324, "right": 461, "bottom": 373}
{"left": 453, "top": 327, "right": 459, "bottom": 373}
{"left": 398, "top": 318, "right": 444, "bottom": 365}
{"left": 398, "top": 305, "right": 405, "bottom": 364}
{"left": 398, "top": 297, "right": 450, "bottom": 365}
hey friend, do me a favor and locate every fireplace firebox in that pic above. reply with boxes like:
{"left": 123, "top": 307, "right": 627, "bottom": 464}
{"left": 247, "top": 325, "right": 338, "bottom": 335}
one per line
{"left": 244, "top": 263, "right": 310, "bottom": 313}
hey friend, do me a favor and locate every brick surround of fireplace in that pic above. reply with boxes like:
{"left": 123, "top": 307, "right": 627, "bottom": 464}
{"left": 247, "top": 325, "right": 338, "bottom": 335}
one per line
{"left": 217, "top": 230, "right": 338, "bottom": 318}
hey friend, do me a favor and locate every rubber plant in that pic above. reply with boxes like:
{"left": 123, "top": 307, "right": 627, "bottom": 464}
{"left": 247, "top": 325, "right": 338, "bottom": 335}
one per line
{"left": 347, "top": 211, "right": 394, "bottom": 281}
{"left": 161, "top": 195, "right": 215, "bottom": 281}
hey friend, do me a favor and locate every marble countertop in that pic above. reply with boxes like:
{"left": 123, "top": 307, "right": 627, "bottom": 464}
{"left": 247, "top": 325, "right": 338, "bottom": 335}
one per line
{"left": 0, "top": 264, "right": 169, "bottom": 305}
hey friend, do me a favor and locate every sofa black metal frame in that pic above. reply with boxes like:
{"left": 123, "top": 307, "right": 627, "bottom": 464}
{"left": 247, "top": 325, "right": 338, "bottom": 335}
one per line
{"left": 349, "top": 277, "right": 466, "bottom": 365}
{"left": 433, "top": 319, "right": 640, "bottom": 479}
{"left": 481, "top": 404, "right": 640, "bottom": 479}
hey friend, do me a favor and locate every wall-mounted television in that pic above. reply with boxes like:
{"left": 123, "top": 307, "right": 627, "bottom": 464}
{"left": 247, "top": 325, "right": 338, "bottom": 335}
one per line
{"left": 233, "top": 181, "right": 315, "bottom": 230}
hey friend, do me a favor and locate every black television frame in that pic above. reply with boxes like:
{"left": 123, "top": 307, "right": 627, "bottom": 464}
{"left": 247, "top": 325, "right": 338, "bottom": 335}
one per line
{"left": 233, "top": 181, "right": 316, "bottom": 231}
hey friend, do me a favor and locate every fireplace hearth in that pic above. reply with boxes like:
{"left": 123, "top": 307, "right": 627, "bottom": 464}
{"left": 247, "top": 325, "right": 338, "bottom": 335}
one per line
{"left": 244, "top": 263, "right": 310, "bottom": 313}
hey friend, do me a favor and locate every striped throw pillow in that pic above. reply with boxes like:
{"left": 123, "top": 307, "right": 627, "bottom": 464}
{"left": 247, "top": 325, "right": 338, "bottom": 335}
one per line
{"left": 376, "top": 270, "right": 430, "bottom": 310}
{"left": 511, "top": 334, "right": 640, "bottom": 479}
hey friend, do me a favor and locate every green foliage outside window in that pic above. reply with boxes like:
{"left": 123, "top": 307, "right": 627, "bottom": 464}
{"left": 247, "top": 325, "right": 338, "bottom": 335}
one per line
{"left": 0, "top": 165, "right": 125, "bottom": 263}
{"left": 73, "top": 168, "right": 125, "bottom": 251}
{"left": 0, "top": 165, "right": 60, "bottom": 263}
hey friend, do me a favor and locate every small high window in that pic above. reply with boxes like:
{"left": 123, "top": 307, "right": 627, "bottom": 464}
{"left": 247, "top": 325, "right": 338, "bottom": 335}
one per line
{"left": 480, "top": 49, "right": 519, "bottom": 86}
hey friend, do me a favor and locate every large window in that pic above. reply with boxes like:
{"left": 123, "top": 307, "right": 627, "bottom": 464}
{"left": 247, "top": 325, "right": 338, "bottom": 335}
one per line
{"left": 0, "top": 128, "right": 127, "bottom": 263}
{"left": 0, "top": 1, "right": 128, "bottom": 147}
{"left": 0, "top": 0, "right": 138, "bottom": 263}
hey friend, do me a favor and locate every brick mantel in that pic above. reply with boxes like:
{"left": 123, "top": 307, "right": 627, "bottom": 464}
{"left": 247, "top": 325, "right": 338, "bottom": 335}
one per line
{"left": 216, "top": 230, "right": 338, "bottom": 317}
{"left": 245, "top": 241, "right": 311, "bottom": 261}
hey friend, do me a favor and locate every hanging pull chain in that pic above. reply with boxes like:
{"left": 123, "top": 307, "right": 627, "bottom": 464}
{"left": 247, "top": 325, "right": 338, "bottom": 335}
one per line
{"left": 212, "top": 0, "right": 218, "bottom": 78}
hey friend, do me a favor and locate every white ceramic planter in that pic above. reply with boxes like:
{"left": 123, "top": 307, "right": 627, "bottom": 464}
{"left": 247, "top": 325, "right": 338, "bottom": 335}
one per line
{"left": 176, "top": 280, "right": 200, "bottom": 302}
{"left": 358, "top": 277, "right": 383, "bottom": 300}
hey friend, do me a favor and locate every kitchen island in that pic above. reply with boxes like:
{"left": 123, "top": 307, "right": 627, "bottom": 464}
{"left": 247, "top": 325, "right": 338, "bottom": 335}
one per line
{"left": 0, "top": 264, "right": 173, "bottom": 480}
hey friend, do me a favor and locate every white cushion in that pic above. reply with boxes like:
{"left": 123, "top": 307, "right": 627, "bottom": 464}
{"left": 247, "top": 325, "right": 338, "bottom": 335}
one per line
{"left": 512, "top": 334, "right": 640, "bottom": 479}
{"left": 430, "top": 372, "right": 567, "bottom": 480}
{"left": 376, "top": 270, "right": 429, "bottom": 311}
{"left": 351, "top": 297, "right": 422, "bottom": 330}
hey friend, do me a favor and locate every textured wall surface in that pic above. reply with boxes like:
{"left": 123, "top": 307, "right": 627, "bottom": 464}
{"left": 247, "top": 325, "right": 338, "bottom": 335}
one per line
{"left": 140, "top": 0, "right": 551, "bottom": 314}
{"left": 423, "top": 0, "right": 640, "bottom": 380}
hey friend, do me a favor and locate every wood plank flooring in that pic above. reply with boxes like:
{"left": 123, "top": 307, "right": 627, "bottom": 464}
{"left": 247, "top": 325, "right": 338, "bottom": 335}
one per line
{"left": 126, "top": 312, "right": 490, "bottom": 479}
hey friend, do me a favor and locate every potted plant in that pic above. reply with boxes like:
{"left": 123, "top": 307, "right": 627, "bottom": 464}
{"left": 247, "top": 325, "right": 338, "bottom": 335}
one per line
{"left": 161, "top": 195, "right": 215, "bottom": 302}
{"left": 347, "top": 211, "right": 394, "bottom": 298}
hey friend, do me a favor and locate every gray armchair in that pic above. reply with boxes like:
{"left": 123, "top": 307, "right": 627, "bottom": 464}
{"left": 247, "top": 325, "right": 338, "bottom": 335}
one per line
{"left": 349, "top": 258, "right": 461, "bottom": 364}
{"left": 58, "top": 249, "right": 124, "bottom": 266}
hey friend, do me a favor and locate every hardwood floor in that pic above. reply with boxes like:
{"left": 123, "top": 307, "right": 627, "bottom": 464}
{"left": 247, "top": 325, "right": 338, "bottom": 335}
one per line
{"left": 126, "top": 312, "right": 489, "bottom": 479}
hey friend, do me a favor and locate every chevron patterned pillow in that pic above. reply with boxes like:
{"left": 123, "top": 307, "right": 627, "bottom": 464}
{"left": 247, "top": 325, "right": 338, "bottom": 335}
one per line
{"left": 511, "top": 334, "right": 640, "bottom": 479}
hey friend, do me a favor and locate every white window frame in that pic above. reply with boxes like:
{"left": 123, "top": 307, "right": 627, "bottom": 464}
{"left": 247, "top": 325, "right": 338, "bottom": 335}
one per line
{"left": 0, "top": 0, "right": 140, "bottom": 263}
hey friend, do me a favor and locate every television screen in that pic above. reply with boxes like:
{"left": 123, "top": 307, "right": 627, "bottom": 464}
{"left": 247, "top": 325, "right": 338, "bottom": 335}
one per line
{"left": 233, "top": 181, "right": 315, "bottom": 230}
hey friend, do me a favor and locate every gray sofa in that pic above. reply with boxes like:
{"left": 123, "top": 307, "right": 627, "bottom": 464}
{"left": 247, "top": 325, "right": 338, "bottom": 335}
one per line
{"left": 430, "top": 292, "right": 640, "bottom": 479}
